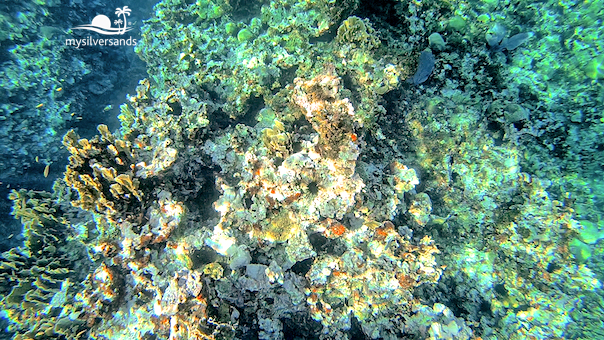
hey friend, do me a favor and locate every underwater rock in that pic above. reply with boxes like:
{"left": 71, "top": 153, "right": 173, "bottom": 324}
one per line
{"left": 293, "top": 74, "right": 359, "bottom": 159}
{"left": 391, "top": 160, "right": 420, "bottom": 195}
{"left": 405, "top": 303, "right": 473, "bottom": 339}
{"left": 77, "top": 262, "right": 123, "bottom": 317}
{"left": 307, "top": 221, "right": 442, "bottom": 338}
{"left": 428, "top": 32, "right": 446, "bottom": 50}
{"left": 408, "top": 192, "right": 433, "bottom": 227}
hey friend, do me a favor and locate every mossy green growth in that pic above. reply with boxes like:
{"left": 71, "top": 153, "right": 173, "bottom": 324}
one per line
{"left": 448, "top": 16, "right": 467, "bottom": 31}
{"left": 481, "top": 0, "right": 498, "bottom": 7}
{"left": 208, "top": 5, "right": 224, "bottom": 19}
{"left": 225, "top": 22, "right": 238, "bottom": 36}
{"left": 428, "top": 32, "right": 446, "bottom": 50}
{"left": 569, "top": 238, "right": 592, "bottom": 263}
{"left": 250, "top": 17, "right": 262, "bottom": 32}
{"left": 283, "top": 29, "right": 307, "bottom": 53}
{"left": 585, "top": 54, "right": 604, "bottom": 80}
{"left": 195, "top": 8, "right": 207, "bottom": 19}
{"left": 576, "top": 220, "right": 604, "bottom": 244}
{"left": 237, "top": 28, "right": 255, "bottom": 43}
{"left": 477, "top": 14, "right": 490, "bottom": 23}
{"left": 257, "top": 107, "right": 276, "bottom": 128}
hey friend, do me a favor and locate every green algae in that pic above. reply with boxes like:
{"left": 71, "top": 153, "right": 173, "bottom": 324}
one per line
{"left": 585, "top": 54, "right": 604, "bottom": 80}
{"left": 237, "top": 28, "right": 255, "bottom": 43}
{"left": 448, "top": 16, "right": 467, "bottom": 31}
{"left": 570, "top": 238, "right": 592, "bottom": 262}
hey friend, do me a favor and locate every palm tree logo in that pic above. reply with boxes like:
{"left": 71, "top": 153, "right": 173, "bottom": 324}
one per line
{"left": 114, "top": 6, "right": 131, "bottom": 35}
{"left": 72, "top": 6, "right": 134, "bottom": 35}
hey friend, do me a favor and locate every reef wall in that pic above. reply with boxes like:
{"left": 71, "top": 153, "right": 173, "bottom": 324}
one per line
{"left": 1, "top": 0, "right": 604, "bottom": 339}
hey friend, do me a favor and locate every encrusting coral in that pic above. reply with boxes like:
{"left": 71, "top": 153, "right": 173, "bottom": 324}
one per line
{"left": 195, "top": 70, "right": 433, "bottom": 337}
{"left": 204, "top": 72, "right": 367, "bottom": 258}
{"left": 307, "top": 220, "right": 444, "bottom": 338}
{"left": 292, "top": 73, "right": 361, "bottom": 160}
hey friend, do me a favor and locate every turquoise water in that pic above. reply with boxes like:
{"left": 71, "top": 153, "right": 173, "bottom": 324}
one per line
{"left": 1, "top": 0, "right": 603, "bottom": 339}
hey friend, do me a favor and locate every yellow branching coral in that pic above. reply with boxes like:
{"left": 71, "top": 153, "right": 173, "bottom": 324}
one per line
{"left": 63, "top": 125, "right": 144, "bottom": 218}
{"left": 261, "top": 119, "right": 292, "bottom": 158}
{"left": 1, "top": 189, "right": 90, "bottom": 339}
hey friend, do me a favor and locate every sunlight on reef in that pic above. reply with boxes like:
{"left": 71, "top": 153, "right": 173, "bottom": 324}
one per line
{"left": 1, "top": 0, "right": 604, "bottom": 339}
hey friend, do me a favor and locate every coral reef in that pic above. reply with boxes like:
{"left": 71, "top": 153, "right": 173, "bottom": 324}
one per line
{"left": 307, "top": 221, "right": 442, "bottom": 338}
{"left": 3, "top": 0, "right": 604, "bottom": 339}
{"left": 0, "top": 0, "right": 149, "bottom": 255}
{"left": 405, "top": 303, "right": 473, "bottom": 340}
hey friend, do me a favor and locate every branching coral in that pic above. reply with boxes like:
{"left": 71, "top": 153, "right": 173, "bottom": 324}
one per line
{"left": 63, "top": 125, "right": 145, "bottom": 218}
{"left": 0, "top": 189, "right": 90, "bottom": 339}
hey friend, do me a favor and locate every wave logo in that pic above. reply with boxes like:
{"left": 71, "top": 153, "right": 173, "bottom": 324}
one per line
{"left": 72, "top": 6, "right": 133, "bottom": 35}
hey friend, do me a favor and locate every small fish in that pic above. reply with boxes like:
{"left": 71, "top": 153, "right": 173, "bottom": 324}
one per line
{"left": 35, "top": 156, "right": 39, "bottom": 162}
{"left": 36, "top": 103, "right": 44, "bottom": 108}
{"left": 412, "top": 50, "right": 435, "bottom": 85}
{"left": 486, "top": 23, "right": 507, "bottom": 48}
{"left": 487, "top": 23, "right": 532, "bottom": 52}
{"left": 56, "top": 87, "right": 62, "bottom": 92}
{"left": 103, "top": 105, "right": 113, "bottom": 112}
{"left": 501, "top": 32, "right": 533, "bottom": 51}
{"left": 44, "top": 163, "right": 51, "bottom": 178}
